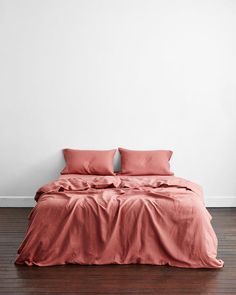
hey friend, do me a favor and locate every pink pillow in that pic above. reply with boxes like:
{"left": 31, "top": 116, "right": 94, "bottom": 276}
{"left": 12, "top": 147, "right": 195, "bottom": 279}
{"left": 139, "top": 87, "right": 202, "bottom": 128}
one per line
{"left": 119, "top": 148, "right": 173, "bottom": 176}
{"left": 61, "top": 149, "right": 116, "bottom": 175}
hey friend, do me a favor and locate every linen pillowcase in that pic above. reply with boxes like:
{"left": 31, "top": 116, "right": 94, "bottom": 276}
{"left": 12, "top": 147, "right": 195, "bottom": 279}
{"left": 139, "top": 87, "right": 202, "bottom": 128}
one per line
{"left": 61, "top": 149, "right": 116, "bottom": 175}
{"left": 119, "top": 148, "right": 173, "bottom": 176}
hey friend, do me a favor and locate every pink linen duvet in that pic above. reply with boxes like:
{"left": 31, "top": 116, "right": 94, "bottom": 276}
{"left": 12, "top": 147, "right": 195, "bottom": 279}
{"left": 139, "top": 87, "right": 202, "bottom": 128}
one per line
{"left": 15, "top": 175, "right": 223, "bottom": 268}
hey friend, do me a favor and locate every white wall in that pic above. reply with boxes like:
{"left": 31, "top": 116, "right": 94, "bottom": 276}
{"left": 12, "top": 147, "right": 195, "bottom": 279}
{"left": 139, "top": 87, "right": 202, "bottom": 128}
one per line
{"left": 0, "top": 0, "right": 236, "bottom": 199}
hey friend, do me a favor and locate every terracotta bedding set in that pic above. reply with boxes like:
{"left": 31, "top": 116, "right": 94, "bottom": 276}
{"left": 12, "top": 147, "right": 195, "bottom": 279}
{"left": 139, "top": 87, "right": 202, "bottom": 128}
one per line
{"left": 15, "top": 148, "right": 224, "bottom": 268}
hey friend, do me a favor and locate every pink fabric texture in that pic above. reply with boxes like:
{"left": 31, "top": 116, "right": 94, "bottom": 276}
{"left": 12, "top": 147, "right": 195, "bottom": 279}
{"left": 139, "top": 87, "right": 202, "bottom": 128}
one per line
{"left": 15, "top": 175, "right": 223, "bottom": 268}
{"left": 61, "top": 149, "right": 116, "bottom": 175}
{"left": 119, "top": 148, "right": 173, "bottom": 175}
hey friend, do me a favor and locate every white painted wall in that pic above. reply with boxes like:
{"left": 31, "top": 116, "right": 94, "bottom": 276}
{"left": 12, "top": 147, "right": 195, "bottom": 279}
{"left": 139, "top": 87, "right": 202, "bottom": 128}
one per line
{"left": 0, "top": 0, "right": 236, "bottom": 199}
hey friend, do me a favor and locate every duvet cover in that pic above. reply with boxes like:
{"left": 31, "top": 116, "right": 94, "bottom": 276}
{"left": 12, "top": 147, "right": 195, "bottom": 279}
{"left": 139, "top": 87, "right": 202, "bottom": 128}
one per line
{"left": 15, "top": 175, "right": 223, "bottom": 268}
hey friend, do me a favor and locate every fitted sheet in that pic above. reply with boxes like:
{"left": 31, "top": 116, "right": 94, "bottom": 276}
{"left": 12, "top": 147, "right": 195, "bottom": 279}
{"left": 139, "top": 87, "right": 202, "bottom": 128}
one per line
{"left": 15, "top": 175, "right": 223, "bottom": 268}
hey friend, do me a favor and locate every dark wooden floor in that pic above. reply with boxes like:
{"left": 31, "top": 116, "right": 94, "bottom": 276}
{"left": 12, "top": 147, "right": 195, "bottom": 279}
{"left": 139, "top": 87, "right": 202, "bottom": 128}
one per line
{"left": 0, "top": 208, "right": 236, "bottom": 295}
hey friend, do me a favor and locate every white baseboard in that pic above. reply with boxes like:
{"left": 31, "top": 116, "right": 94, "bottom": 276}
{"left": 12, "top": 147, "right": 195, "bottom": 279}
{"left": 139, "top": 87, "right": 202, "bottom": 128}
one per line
{"left": 204, "top": 196, "right": 236, "bottom": 208}
{"left": 0, "top": 196, "right": 36, "bottom": 207}
{"left": 0, "top": 196, "right": 235, "bottom": 207}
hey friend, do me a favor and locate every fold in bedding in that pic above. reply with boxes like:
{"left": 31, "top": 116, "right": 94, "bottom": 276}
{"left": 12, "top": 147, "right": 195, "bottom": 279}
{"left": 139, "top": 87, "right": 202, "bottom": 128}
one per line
{"left": 15, "top": 175, "right": 224, "bottom": 268}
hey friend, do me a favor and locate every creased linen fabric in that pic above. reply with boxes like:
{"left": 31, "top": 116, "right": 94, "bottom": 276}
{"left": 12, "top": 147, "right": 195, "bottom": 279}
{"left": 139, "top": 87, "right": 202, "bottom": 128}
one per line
{"left": 15, "top": 175, "right": 223, "bottom": 268}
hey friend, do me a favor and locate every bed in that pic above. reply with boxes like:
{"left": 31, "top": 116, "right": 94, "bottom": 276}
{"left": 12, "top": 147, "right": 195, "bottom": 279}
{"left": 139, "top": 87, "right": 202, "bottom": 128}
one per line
{"left": 15, "top": 174, "right": 223, "bottom": 268}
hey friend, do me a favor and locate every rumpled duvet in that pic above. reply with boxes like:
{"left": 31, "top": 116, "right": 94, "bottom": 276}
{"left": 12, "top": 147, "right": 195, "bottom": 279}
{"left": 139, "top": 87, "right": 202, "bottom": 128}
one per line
{"left": 15, "top": 175, "right": 224, "bottom": 268}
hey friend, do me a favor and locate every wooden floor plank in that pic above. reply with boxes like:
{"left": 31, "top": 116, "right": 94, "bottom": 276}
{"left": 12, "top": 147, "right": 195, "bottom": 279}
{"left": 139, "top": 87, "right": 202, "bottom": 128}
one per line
{"left": 0, "top": 207, "right": 235, "bottom": 295}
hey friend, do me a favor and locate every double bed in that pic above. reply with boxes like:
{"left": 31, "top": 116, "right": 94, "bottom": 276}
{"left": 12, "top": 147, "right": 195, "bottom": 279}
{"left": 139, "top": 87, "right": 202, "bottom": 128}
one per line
{"left": 15, "top": 174, "right": 223, "bottom": 268}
